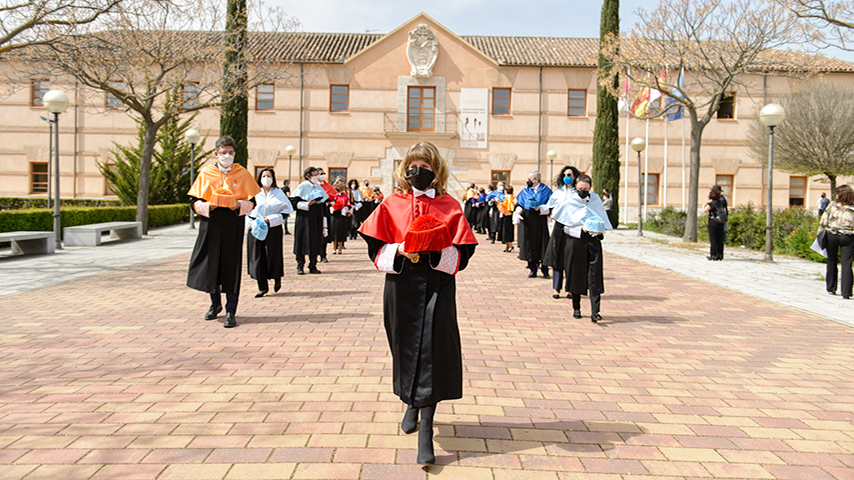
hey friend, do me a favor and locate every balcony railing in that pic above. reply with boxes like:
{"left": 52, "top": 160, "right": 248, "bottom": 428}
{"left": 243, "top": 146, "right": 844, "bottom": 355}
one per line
{"left": 383, "top": 112, "right": 458, "bottom": 137}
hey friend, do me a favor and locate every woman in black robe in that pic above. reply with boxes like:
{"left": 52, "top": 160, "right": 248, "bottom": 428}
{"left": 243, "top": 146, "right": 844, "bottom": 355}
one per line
{"left": 290, "top": 167, "right": 328, "bottom": 274}
{"left": 359, "top": 141, "right": 477, "bottom": 465}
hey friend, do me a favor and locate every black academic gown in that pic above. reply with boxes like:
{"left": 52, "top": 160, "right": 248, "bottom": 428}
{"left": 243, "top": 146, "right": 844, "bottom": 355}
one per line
{"left": 362, "top": 238, "right": 476, "bottom": 407}
{"left": 291, "top": 197, "right": 324, "bottom": 258}
{"left": 187, "top": 200, "right": 249, "bottom": 294}
{"left": 517, "top": 208, "right": 550, "bottom": 265}
{"left": 587, "top": 234, "right": 604, "bottom": 296}
{"left": 543, "top": 221, "right": 588, "bottom": 294}
{"left": 247, "top": 224, "right": 284, "bottom": 281}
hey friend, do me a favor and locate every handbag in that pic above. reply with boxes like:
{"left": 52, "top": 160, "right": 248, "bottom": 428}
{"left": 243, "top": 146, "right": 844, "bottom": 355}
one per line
{"left": 817, "top": 229, "right": 828, "bottom": 251}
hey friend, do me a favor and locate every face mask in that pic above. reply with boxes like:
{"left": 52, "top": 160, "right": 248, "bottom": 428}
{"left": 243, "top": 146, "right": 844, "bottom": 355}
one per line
{"left": 578, "top": 189, "right": 590, "bottom": 199}
{"left": 498, "top": 185, "right": 505, "bottom": 191}
{"left": 310, "top": 176, "right": 319, "bottom": 185}
{"left": 319, "top": 174, "right": 327, "bottom": 182}
{"left": 563, "top": 175, "right": 573, "bottom": 185}
{"left": 218, "top": 153, "right": 234, "bottom": 167}
{"left": 407, "top": 166, "right": 435, "bottom": 191}
{"left": 526, "top": 179, "right": 533, "bottom": 188}
{"left": 261, "top": 176, "right": 273, "bottom": 188}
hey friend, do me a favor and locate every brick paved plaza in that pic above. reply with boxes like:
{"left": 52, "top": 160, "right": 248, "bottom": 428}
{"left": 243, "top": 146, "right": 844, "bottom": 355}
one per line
{"left": 1, "top": 235, "right": 853, "bottom": 479}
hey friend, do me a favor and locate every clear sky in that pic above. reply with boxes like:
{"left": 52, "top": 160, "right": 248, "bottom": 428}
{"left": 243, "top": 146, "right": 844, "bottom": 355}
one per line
{"left": 270, "top": 0, "right": 854, "bottom": 63}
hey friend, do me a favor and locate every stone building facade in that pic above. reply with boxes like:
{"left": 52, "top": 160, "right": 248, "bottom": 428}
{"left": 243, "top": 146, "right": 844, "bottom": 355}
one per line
{"left": 2, "top": 12, "right": 853, "bottom": 219}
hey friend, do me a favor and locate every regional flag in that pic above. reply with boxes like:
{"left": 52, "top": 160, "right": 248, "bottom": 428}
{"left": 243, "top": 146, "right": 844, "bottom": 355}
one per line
{"left": 630, "top": 71, "right": 651, "bottom": 117}
{"left": 665, "top": 66, "right": 685, "bottom": 121}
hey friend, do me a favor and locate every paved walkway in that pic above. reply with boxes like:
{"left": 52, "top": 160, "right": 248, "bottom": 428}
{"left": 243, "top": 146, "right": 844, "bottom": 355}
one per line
{"left": 0, "top": 222, "right": 852, "bottom": 479}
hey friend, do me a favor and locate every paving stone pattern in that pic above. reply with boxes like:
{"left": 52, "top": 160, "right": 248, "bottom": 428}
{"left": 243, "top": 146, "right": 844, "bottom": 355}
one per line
{"left": 1, "top": 232, "right": 853, "bottom": 479}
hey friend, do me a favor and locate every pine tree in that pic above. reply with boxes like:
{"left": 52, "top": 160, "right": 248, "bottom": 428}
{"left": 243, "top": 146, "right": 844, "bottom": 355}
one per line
{"left": 220, "top": 0, "right": 249, "bottom": 166}
{"left": 591, "top": 0, "right": 621, "bottom": 226}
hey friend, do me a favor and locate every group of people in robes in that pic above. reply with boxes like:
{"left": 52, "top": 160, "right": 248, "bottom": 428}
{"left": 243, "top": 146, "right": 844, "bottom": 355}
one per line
{"left": 463, "top": 183, "right": 514, "bottom": 246}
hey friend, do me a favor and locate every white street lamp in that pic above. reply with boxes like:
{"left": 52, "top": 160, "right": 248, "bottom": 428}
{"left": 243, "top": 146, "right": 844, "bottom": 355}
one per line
{"left": 631, "top": 137, "right": 647, "bottom": 237}
{"left": 285, "top": 145, "right": 297, "bottom": 187}
{"left": 43, "top": 90, "right": 69, "bottom": 250}
{"left": 759, "top": 103, "right": 785, "bottom": 262}
{"left": 185, "top": 129, "right": 201, "bottom": 230}
{"left": 547, "top": 150, "right": 557, "bottom": 186}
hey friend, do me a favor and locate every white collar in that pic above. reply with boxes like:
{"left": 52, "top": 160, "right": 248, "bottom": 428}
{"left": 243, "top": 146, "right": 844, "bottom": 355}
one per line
{"left": 217, "top": 163, "right": 233, "bottom": 175}
{"left": 412, "top": 187, "right": 436, "bottom": 199}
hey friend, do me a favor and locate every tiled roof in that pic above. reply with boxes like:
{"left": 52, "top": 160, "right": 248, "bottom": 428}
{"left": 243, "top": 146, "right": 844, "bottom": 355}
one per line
{"left": 250, "top": 32, "right": 854, "bottom": 72}
{"left": 461, "top": 36, "right": 599, "bottom": 67}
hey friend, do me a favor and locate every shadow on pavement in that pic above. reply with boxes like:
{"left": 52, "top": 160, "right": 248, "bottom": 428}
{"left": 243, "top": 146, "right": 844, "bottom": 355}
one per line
{"left": 426, "top": 419, "right": 647, "bottom": 466}
{"left": 605, "top": 295, "right": 668, "bottom": 301}
{"left": 237, "top": 314, "right": 374, "bottom": 324}
{"left": 595, "top": 315, "right": 682, "bottom": 325}
{"left": 268, "top": 289, "right": 365, "bottom": 298}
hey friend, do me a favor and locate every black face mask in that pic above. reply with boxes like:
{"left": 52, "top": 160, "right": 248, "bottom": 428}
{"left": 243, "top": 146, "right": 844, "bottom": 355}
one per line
{"left": 526, "top": 179, "right": 534, "bottom": 188}
{"left": 407, "top": 166, "right": 435, "bottom": 191}
{"left": 578, "top": 189, "right": 590, "bottom": 199}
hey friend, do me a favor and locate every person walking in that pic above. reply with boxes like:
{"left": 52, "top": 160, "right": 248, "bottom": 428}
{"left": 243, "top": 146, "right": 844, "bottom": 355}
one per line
{"left": 247, "top": 168, "right": 293, "bottom": 298}
{"left": 290, "top": 167, "right": 328, "bottom": 275}
{"left": 316, "top": 168, "right": 336, "bottom": 263}
{"left": 514, "top": 171, "right": 553, "bottom": 278}
{"left": 498, "top": 184, "right": 516, "bottom": 252}
{"left": 543, "top": 166, "right": 587, "bottom": 314}
{"left": 463, "top": 183, "right": 477, "bottom": 227}
{"left": 819, "top": 185, "right": 854, "bottom": 299}
{"left": 348, "top": 178, "right": 363, "bottom": 240}
{"left": 700, "top": 187, "right": 727, "bottom": 261}
{"left": 818, "top": 192, "right": 830, "bottom": 218}
{"left": 359, "top": 141, "right": 477, "bottom": 465}
{"left": 330, "top": 179, "right": 352, "bottom": 255}
{"left": 602, "top": 188, "right": 615, "bottom": 228}
{"left": 186, "top": 136, "right": 260, "bottom": 328}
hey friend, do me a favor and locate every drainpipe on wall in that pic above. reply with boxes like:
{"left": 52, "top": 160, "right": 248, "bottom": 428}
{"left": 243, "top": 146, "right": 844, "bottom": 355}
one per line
{"left": 73, "top": 81, "right": 78, "bottom": 198}
{"left": 761, "top": 74, "right": 767, "bottom": 208}
{"left": 299, "top": 63, "right": 304, "bottom": 177}
{"left": 537, "top": 67, "right": 543, "bottom": 173}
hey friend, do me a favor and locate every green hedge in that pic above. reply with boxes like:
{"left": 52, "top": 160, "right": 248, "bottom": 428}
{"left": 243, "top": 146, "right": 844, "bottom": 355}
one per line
{"left": 0, "top": 197, "right": 123, "bottom": 211}
{"left": 647, "top": 204, "right": 826, "bottom": 262}
{"left": 0, "top": 204, "right": 190, "bottom": 238}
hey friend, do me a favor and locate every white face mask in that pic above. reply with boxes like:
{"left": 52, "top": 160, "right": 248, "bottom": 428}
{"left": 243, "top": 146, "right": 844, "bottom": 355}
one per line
{"left": 261, "top": 176, "right": 273, "bottom": 188}
{"left": 310, "top": 176, "right": 319, "bottom": 185}
{"left": 498, "top": 185, "right": 505, "bottom": 191}
{"left": 319, "top": 174, "right": 327, "bottom": 182}
{"left": 218, "top": 153, "right": 234, "bottom": 168}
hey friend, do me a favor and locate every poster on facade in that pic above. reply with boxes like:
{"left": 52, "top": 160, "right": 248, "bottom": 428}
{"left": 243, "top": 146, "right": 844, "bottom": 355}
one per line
{"left": 460, "top": 88, "right": 488, "bottom": 149}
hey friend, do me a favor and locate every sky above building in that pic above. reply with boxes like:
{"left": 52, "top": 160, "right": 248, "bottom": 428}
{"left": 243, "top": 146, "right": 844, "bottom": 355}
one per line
{"left": 271, "top": 0, "right": 854, "bottom": 63}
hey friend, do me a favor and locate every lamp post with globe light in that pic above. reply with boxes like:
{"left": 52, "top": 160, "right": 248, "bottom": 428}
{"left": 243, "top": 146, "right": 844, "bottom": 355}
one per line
{"left": 759, "top": 103, "right": 785, "bottom": 262}
{"left": 631, "top": 137, "right": 646, "bottom": 237}
{"left": 285, "top": 145, "right": 296, "bottom": 187}
{"left": 43, "top": 90, "right": 69, "bottom": 250}
{"left": 185, "top": 129, "right": 201, "bottom": 229}
{"left": 547, "top": 150, "right": 557, "bottom": 186}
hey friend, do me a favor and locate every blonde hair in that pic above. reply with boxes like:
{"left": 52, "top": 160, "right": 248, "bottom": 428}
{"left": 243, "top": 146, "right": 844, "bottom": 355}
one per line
{"left": 393, "top": 141, "right": 449, "bottom": 196}
{"left": 333, "top": 179, "right": 345, "bottom": 191}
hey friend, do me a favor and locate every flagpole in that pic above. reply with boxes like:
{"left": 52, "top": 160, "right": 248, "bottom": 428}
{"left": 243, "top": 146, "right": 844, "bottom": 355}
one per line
{"left": 643, "top": 119, "right": 649, "bottom": 221}
{"left": 664, "top": 117, "right": 668, "bottom": 208}
{"left": 681, "top": 114, "right": 686, "bottom": 210}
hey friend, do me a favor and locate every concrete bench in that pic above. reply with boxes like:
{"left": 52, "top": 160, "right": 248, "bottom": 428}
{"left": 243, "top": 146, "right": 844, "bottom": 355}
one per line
{"left": 0, "top": 231, "right": 55, "bottom": 255}
{"left": 63, "top": 221, "right": 142, "bottom": 247}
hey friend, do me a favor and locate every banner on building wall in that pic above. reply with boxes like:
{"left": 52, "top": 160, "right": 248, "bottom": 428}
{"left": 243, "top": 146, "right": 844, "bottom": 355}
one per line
{"left": 460, "top": 88, "right": 488, "bottom": 149}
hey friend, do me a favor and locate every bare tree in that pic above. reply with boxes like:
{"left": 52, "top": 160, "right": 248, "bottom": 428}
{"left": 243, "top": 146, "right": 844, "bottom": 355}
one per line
{"left": 786, "top": 0, "right": 854, "bottom": 52}
{"left": 601, "top": 0, "right": 818, "bottom": 242}
{"left": 747, "top": 79, "right": 854, "bottom": 192}
{"left": 19, "top": 0, "right": 299, "bottom": 233}
{"left": 0, "top": 0, "right": 122, "bottom": 54}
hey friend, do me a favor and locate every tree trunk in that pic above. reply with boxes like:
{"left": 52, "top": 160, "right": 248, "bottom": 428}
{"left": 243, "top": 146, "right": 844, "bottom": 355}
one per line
{"left": 221, "top": 0, "right": 249, "bottom": 167}
{"left": 136, "top": 119, "right": 158, "bottom": 234}
{"left": 682, "top": 109, "right": 707, "bottom": 243}
{"left": 592, "top": 0, "right": 621, "bottom": 225}
{"left": 828, "top": 174, "right": 837, "bottom": 194}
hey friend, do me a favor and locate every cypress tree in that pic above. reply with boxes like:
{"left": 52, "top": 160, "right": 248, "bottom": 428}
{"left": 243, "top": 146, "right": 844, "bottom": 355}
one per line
{"left": 591, "top": 0, "right": 621, "bottom": 226}
{"left": 220, "top": 0, "right": 249, "bottom": 166}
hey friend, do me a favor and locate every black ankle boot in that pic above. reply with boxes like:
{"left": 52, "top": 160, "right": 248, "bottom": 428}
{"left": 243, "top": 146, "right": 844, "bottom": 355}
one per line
{"left": 401, "top": 405, "right": 418, "bottom": 434}
{"left": 416, "top": 404, "right": 435, "bottom": 464}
